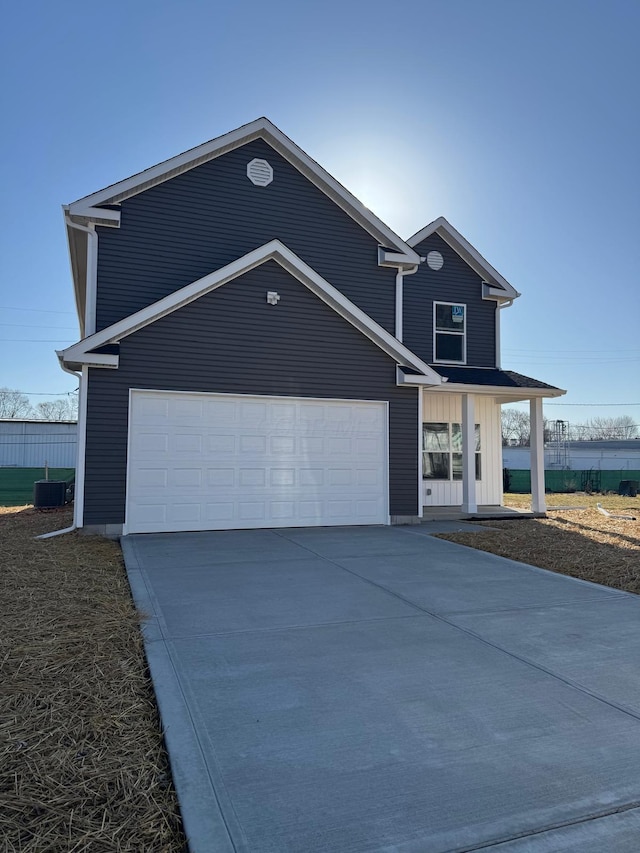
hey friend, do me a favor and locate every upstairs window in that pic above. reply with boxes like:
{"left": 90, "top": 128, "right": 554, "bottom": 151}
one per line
{"left": 434, "top": 302, "right": 466, "bottom": 363}
{"left": 423, "top": 422, "right": 481, "bottom": 480}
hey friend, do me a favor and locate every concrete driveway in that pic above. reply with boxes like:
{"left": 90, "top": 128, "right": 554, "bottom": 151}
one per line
{"left": 121, "top": 525, "right": 640, "bottom": 853}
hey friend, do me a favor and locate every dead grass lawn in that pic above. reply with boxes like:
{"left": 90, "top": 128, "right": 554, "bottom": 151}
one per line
{"left": 0, "top": 505, "right": 186, "bottom": 852}
{"left": 438, "top": 493, "right": 640, "bottom": 594}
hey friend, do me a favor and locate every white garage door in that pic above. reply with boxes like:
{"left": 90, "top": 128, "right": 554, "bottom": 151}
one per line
{"left": 125, "top": 390, "right": 388, "bottom": 533}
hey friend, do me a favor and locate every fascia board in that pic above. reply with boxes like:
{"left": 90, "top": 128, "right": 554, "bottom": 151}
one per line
{"left": 482, "top": 282, "right": 515, "bottom": 303}
{"left": 68, "top": 206, "right": 121, "bottom": 224}
{"left": 408, "top": 217, "right": 520, "bottom": 299}
{"left": 66, "top": 118, "right": 419, "bottom": 262}
{"left": 430, "top": 382, "right": 566, "bottom": 398}
{"left": 57, "top": 350, "right": 119, "bottom": 370}
{"left": 59, "top": 240, "right": 441, "bottom": 383}
{"left": 262, "top": 125, "right": 420, "bottom": 263}
{"left": 66, "top": 118, "right": 269, "bottom": 210}
{"left": 396, "top": 368, "right": 441, "bottom": 386}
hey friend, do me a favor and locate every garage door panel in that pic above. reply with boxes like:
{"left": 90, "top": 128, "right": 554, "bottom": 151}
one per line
{"left": 126, "top": 392, "right": 388, "bottom": 533}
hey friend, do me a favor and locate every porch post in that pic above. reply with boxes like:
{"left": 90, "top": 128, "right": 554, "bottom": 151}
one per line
{"left": 530, "top": 397, "right": 546, "bottom": 513}
{"left": 461, "top": 393, "right": 477, "bottom": 514}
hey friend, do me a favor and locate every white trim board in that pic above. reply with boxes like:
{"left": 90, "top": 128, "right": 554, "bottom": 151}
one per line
{"left": 428, "top": 381, "right": 565, "bottom": 400}
{"left": 407, "top": 216, "right": 520, "bottom": 301}
{"left": 59, "top": 240, "right": 442, "bottom": 384}
{"left": 66, "top": 118, "right": 419, "bottom": 265}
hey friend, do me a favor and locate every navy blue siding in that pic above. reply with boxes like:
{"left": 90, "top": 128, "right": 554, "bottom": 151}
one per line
{"left": 403, "top": 234, "right": 497, "bottom": 367}
{"left": 95, "top": 138, "right": 397, "bottom": 334}
{"left": 84, "top": 262, "right": 418, "bottom": 525}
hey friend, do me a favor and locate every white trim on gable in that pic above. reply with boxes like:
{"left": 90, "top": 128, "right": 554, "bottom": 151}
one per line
{"left": 66, "top": 118, "right": 420, "bottom": 265}
{"left": 407, "top": 216, "right": 520, "bottom": 301}
{"left": 59, "top": 241, "right": 442, "bottom": 384}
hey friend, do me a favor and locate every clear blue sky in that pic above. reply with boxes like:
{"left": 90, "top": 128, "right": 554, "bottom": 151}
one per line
{"left": 1, "top": 0, "right": 638, "bottom": 428}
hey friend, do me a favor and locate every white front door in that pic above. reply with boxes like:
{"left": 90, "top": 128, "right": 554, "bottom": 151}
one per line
{"left": 125, "top": 390, "right": 388, "bottom": 533}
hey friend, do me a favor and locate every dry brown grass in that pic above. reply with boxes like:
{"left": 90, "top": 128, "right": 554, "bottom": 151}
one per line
{"left": 438, "top": 493, "right": 640, "bottom": 594}
{"left": 0, "top": 505, "right": 186, "bottom": 853}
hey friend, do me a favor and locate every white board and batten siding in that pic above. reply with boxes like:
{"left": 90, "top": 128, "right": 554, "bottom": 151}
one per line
{"left": 125, "top": 390, "right": 389, "bottom": 534}
{"left": 422, "top": 392, "right": 502, "bottom": 506}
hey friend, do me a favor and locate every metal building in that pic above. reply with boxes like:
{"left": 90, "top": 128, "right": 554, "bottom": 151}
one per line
{"left": 0, "top": 420, "right": 77, "bottom": 468}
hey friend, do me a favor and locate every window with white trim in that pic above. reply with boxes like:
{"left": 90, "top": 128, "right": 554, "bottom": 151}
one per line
{"left": 422, "top": 422, "right": 481, "bottom": 480}
{"left": 434, "top": 302, "right": 466, "bottom": 363}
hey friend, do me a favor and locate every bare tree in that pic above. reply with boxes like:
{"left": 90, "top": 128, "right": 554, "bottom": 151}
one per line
{"left": 0, "top": 387, "right": 33, "bottom": 419}
{"left": 35, "top": 396, "right": 78, "bottom": 421}
{"left": 582, "top": 416, "right": 638, "bottom": 440}
{"left": 501, "top": 409, "right": 531, "bottom": 446}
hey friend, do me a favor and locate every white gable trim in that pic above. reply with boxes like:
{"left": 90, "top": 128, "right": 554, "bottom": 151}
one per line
{"left": 59, "top": 241, "right": 441, "bottom": 384}
{"left": 66, "top": 118, "right": 419, "bottom": 265}
{"left": 407, "top": 216, "right": 520, "bottom": 301}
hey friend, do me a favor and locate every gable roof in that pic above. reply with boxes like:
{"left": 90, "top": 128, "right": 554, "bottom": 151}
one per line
{"left": 66, "top": 116, "right": 420, "bottom": 255}
{"left": 407, "top": 216, "right": 520, "bottom": 301}
{"left": 59, "top": 240, "right": 442, "bottom": 384}
{"left": 65, "top": 118, "right": 422, "bottom": 335}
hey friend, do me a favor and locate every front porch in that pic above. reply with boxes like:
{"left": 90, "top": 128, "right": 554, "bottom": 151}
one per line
{"left": 421, "top": 504, "right": 544, "bottom": 522}
{"left": 419, "top": 387, "right": 561, "bottom": 517}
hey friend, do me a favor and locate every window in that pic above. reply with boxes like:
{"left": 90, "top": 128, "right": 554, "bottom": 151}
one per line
{"left": 423, "top": 422, "right": 481, "bottom": 480}
{"left": 434, "top": 302, "right": 466, "bottom": 363}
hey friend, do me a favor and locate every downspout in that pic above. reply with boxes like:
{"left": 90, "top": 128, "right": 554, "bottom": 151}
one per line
{"left": 395, "top": 264, "right": 419, "bottom": 341}
{"left": 38, "top": 216, "right": 97, "bottom": 539}
{"left": 36, "top": 362, "right": 82, "bottom": 539}
{"left": 394, "top": 262, "right": 420, "bottom": 519}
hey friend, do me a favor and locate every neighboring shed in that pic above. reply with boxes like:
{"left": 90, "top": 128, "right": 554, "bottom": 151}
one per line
{"left": 0, "top": 420, "right": 77, "bottom": 468}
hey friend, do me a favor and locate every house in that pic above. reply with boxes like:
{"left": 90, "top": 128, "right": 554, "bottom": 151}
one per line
{"left": 59, "top": 118, "right": 564, "bottom": 535}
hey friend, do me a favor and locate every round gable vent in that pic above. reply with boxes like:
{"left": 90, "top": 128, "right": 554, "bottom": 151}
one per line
{"left": 247, "top": 158, "right": 273, "bottom": 187}
{"left": 426, "top": 251, "right": 444, "bottom": 270}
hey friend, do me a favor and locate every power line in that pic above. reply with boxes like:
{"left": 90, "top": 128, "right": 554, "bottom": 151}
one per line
{"left": 504, "top": 348, "right": 640, "bottom": 354}
{"left": 507, "top": 357, "right": 640, "bottom": 362}
{"left": 0, "top": 339, "right": 75, "bottom": 343}
{"left": 0, "top": 323, "right": 78, "bottom": 330}
{"left": 0, "top": 306, "right": 76, "bottom": 315}
{"left": 23, "top": 391, "right": 78, "bottom": 396}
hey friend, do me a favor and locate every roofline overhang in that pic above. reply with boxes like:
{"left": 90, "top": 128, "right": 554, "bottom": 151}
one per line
{"left": 59, "top": 240, "right": 442, "bottom": 384}
{"left": 426, "top": 381, "right": 566, "bottom": 400}
{"left": 65, "top": 117, "right": 419, "bottom": 257}
{"left": 408, "top": 216, "right": 520, "bottom": 301}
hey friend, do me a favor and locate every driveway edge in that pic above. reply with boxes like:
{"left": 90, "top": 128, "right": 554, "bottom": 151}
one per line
{"left": 121, "top": 536, "right": 238, "bottom": 853}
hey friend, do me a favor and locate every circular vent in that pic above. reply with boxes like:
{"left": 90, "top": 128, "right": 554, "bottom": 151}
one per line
{"left": 426, "top": 251, "right": 444, "bottom": 270}
{"left": 247, "top": 158, "right": 273, "bottom": 187}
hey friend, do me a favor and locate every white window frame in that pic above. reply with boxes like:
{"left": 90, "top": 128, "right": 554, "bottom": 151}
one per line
{"left": 433, "top": 301, "right": 467, "bottom": 364}
{"left": 422, "top": 421, "right": 481, "bottom": 481}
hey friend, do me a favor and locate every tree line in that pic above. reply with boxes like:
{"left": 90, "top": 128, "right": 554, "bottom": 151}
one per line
{"left": 0, "top": 387, "right": 78, "bottom": 421}
{"left": 502, "top": 410, "right": 638, "bottom": 446}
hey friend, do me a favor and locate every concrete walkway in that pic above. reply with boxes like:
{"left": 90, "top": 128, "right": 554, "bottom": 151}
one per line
{"left": 121, "top": 525, "right": 640, "bottom": 853}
